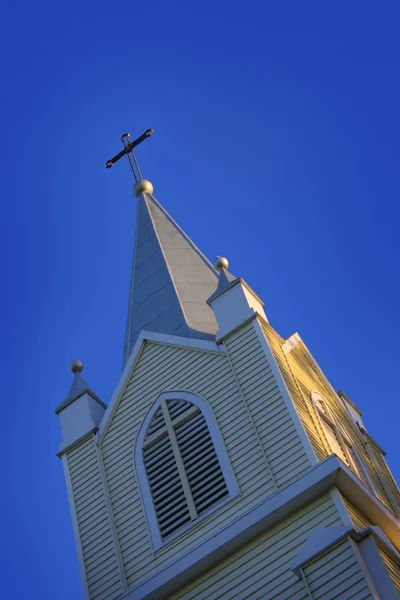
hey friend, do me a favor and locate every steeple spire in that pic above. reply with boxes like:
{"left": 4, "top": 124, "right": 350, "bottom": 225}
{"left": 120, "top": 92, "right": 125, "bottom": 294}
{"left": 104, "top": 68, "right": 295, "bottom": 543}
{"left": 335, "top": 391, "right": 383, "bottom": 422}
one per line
{"left": 122, "top": 181, "right": 219, "bottom": 366}
{"left": 105, "top": 129, "right": 225, "bottom": 366}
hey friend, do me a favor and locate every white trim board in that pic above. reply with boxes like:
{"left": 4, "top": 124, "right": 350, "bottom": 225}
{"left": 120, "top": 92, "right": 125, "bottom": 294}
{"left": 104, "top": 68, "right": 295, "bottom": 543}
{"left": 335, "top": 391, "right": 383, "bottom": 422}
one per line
{"left": 122, "top": 455, "right": 400, "bottom": 600}
{"left": 97, "top": 330, "right": 224, "bottom": 443}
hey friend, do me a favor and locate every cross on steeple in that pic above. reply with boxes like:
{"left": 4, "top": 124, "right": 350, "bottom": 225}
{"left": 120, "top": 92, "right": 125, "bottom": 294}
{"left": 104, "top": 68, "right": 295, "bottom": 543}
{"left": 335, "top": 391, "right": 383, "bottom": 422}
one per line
{"left": 105, "top": 128, "right": 153, "bottom": 182}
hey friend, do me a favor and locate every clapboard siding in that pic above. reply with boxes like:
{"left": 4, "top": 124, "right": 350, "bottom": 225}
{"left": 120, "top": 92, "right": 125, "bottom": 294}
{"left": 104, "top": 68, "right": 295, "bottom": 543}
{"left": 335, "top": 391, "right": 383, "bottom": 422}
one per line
{"left": 342, "top": 497, "right": 371, "bottom": 530}
{"left": 168, "top": 493, "right": 342, "bottom": 600}
{"left": 224, "top": 322, "right": 311, "bottom": 487}
{"left": 302, "top": 537, "right": 373, "bottom": 599}
{"left": 263, "top": 321, "right": 398, "bottom": 515}
{"left": 262, "top": 323, "right": 326, "bottom": 462}
{"left": 67, "top": 437, "right": 123, "bottom": 600}
{"left": 376, "top": 541, "right": 400, "bottom": 595}
{"left": 101, "top": 340, "right": 278, "bottom": 588}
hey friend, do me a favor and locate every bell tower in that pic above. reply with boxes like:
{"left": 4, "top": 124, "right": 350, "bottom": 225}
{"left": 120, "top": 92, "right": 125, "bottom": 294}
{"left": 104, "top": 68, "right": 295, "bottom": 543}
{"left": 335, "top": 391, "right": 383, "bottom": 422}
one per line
{"left": 56, "top": 132, "right": 400, "bottom": 600}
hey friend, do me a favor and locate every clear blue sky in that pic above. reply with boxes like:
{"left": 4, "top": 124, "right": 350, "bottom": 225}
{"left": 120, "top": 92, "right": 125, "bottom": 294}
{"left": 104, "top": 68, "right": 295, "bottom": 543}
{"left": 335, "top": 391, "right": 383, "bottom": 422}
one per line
{"left": 1, "top": 2, "right": 400, "bottom": 598}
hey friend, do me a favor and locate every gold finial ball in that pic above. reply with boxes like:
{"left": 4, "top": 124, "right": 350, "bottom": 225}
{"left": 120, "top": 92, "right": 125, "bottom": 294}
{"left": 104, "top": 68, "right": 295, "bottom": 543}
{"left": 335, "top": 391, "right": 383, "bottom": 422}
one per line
{"left": 133, "top": 179, "right": 154, "bottom": 197}
{"left": 214, "top": 256, "right": 229, "bottom": 271}
{"left": 70, "top": 359, "right": 84, "bottom": 374}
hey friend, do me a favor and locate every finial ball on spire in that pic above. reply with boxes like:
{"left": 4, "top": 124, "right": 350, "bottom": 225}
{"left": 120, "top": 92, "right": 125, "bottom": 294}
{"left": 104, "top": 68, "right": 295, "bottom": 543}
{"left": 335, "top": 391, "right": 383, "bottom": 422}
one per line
{"left": 214, "top": 256, "right": 229, "bottom": 271}
{"left": 133, "top": 179, "right": 154, "bottom": 197}
{"left": 70, "top": 359, "right": 84, "bottom": 374}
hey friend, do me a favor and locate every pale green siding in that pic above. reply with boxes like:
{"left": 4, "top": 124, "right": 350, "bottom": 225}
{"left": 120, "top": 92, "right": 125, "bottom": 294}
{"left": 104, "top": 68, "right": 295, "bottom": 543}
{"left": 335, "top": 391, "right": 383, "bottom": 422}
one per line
{"left": 67, "top": 436, "right": 123, "bottom": 600}
{"left": 224, "top": 322, "right": 311, "bottom": 486}
{"left": 168, "top": 493, "right": 343, "bottom": 600}
{"left": 100, "top": 327, "right": 312, "bottom": 589}
{"left": 302, "top": 537, "right": 373, "bottom": 599}
{"left": 261, "top": 323, "right": 326, "bottom": 462}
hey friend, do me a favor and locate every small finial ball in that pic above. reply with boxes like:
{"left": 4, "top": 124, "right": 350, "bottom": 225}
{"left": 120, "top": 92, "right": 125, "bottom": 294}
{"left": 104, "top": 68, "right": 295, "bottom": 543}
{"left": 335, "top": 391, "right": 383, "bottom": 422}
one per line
{"left": 133, "top": 179, "right": 154, "bottom": 197}
{"left": 70, "top": 359, "right": 84, "bottom": 374}
{"left": 214, "top": 256, "right": 229, "bottom": 271}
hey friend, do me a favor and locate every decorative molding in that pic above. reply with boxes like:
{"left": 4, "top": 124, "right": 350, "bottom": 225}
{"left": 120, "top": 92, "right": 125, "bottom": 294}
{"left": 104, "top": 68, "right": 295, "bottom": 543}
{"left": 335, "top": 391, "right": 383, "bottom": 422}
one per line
{"left": 55, "top": 388, "right": 107, "bottom": 415}
{"left": 282, "top": 332, "right": 301, "bottom": 355}
{"left": 122, "top": 456, "right": 400, "bottom": 600}
{"left": 57, "top": 427, "right": 98, "bottom": 459}
{"left": 215, "top": 313, "right": 258, "bottom": 344}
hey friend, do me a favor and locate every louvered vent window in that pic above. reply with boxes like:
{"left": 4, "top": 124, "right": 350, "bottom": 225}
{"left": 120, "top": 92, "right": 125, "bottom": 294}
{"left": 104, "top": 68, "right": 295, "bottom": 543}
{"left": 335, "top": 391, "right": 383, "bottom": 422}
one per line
{"left": 312, "top": 391, "right": 376, "bottom": 493}
{"left": 142, "top": 399, "right": 229, "bottom": 540}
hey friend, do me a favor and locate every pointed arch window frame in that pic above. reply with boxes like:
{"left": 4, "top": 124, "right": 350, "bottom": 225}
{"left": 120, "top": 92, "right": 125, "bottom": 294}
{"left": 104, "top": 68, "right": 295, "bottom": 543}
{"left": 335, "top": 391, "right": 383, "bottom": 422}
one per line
{"left": 311, "top": 391, "right": 377, "bottom": 494}
{"left": 135, "top": 391, "right": 239, "bottom": 550}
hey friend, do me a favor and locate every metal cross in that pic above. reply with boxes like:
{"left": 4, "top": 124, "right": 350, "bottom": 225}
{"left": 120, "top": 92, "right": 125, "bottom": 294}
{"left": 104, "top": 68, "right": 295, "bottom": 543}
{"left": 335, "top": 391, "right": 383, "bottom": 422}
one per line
{"left": 105, "top": 128, "right": 153, "bottom": 182}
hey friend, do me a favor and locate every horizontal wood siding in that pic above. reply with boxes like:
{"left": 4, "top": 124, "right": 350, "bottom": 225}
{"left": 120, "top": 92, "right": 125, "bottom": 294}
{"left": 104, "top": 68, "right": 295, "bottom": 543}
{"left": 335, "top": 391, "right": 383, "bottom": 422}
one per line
{"left": 262, "top": 323, "right": 326, "bottom": 462}
{"left": 67, "top": 437, "right": 123, "bottom": 600}
{"left": 302, "top": 537, "right": 373, "bottom": 599}
{"left": 225, "top": 322, "right": 311, "bottom": 487}
{"left": 101, "top": 341, "right": 279, "bottom": 588}
{"left": 376, "top": 541, "right": 400, "bottom": 595}
{"left": 265, "top": 323, "right": 396, "bottom": 515}
{"left": 341, "top": 497, "right": 371, "bottom": 531}
{"left": 168, "top": 493, "right": 342, "bottom": 600}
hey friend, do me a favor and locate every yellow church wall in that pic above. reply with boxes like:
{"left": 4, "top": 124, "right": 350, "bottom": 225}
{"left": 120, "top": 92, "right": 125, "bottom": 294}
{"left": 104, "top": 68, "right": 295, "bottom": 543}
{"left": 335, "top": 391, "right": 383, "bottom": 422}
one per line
{"left": 261, "top": 323, "right": 326, "bottom": 462}
{"left": 262, "top": 321, "right": 399, "bottom": 517}
{"left": 167, "top": 492, "right": 373, "bottom": 600}
{"left": 100, "top": 323, "right": 313, "bottom": 590}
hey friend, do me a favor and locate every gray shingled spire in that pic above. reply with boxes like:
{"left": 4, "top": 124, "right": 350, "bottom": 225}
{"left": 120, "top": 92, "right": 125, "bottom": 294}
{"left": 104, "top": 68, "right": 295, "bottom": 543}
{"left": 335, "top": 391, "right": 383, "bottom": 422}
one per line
{"left": 123, "top": 183, "right": 219, "bottom": 366}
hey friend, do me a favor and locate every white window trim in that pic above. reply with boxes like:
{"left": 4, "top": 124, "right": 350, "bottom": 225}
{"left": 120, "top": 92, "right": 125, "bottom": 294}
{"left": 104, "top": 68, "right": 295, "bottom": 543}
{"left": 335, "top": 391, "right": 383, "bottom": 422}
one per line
{"left": 135, "top": 391, "right": 239, "bottom": 550}
{"left": 311, "top": 391, "right": 377, "bottom": 494}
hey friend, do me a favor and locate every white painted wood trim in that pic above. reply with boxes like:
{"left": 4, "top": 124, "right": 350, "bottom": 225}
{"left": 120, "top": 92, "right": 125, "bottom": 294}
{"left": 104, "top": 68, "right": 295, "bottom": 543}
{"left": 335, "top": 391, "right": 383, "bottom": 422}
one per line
{"left": 358, "top": 535, "right": 400, "bottom": 600}
{"left": 330, "top": 488, "right": 354, "bottom": 526}
{"left": 98, "top": 331, "right": 224, "bottom": 444}
{"left": 299, "top": 567, "right": 314, "bottom": 600}
{"left": 95, "top": 443, "right": 128, "bottom": 592}
{"left": 282, "top": 332, "right": 301, "bottom": 355}
{"left": 349, "top": 537, "right": 380, "bottom": 600}
{"left": 134, "top": 390, "right": 239, "bottom": 550}
{"left": 252, "top": 319, "right": 318, "bottom": 465}
{"left": 62, "top": 453, "right": 90, "bottom": 600}
{"left": 122, "top": 455, "right": 400, "bottom": 600}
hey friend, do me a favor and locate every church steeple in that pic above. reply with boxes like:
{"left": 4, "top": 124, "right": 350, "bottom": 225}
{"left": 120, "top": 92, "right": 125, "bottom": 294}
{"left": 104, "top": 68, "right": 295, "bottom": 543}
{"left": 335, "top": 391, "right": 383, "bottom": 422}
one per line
{"left": 123, "top": 179, "right": 219, "bottom": 365}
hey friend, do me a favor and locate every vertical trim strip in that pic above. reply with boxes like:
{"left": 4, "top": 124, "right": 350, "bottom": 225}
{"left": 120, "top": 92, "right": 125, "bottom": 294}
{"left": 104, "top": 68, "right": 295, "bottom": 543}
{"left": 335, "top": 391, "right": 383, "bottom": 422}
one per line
{"left": 330, "top": 488, "right": 354, "bottom": 527}
{"left": 299, "top": 567, "right": 314, "bottom": 600}
{"left": 95, "top": 443, "right": 128, "bottom": 592}
{"left": 223, "top": 337, "right": 278, "bottom": 489}
{"left": 253, "top": 319, "right": 318, "bottom": 465}
{"left": 62, "top": 453, "right": 90, "bottom": 600}
{"left": 348, "top": 537, "right": 380, "bottom": 600}
{"left": 161, "top": 400, "right": 198, "bottom": 520}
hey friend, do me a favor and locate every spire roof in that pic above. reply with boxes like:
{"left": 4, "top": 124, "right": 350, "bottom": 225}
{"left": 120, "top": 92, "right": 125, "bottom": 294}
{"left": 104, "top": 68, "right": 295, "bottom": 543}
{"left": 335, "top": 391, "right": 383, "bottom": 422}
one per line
{"left": 123, "top": 185, "right": 219, "bottom": 365}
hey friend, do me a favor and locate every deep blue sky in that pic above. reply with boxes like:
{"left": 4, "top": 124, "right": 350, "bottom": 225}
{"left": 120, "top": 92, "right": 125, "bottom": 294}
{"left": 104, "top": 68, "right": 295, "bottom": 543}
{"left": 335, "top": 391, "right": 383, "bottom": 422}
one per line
{"left": 2, "top": 2, "right": 400, "bottom": 598}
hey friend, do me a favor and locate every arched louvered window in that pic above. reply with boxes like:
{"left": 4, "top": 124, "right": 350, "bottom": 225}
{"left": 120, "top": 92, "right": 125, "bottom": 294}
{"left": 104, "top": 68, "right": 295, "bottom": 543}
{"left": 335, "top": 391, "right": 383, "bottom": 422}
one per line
{"left": 136, "top": 392, "right": 238, "bottom": 549}
{"left": 311, "top": 391, "right": 376, "bottom": 493}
